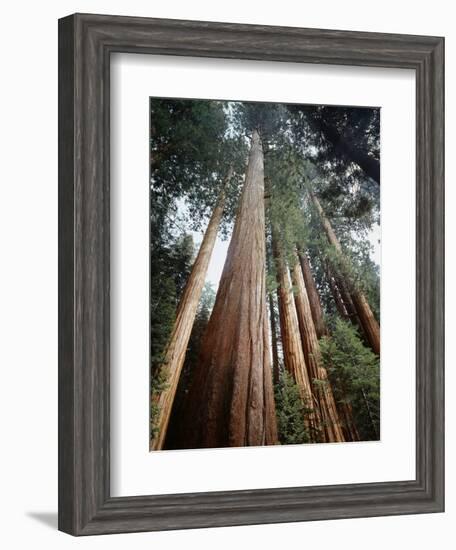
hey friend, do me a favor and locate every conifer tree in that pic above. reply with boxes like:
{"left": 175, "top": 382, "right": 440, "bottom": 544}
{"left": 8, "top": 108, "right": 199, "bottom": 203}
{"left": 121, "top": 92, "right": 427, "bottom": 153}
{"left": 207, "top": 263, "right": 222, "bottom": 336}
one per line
{"left": 183, "top": 130, "right": 278, "bottom": 448}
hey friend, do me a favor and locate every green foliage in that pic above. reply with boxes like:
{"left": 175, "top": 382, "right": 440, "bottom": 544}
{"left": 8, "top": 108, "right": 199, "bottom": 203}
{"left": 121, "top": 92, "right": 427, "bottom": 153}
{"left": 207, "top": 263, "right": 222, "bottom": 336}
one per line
{"left": 265, "top": 142, "right": 314, "bottom": 277}
{"left": 149, "top": 234, "right": 196, "bottom": 441}
{"left": 150, "top": 98, "right": 226, "bottom": 190}
{"left": 150, "top": 234, "right": 195, "bottom": 378}
{"left": 149, "top": 97, "right": 381, "bottom": 446}
{"left": 163, "top": 283, "right": 216, "bottom": 449}
{"left": 149, "top": 273, "right": 176, "bottom": 371}
{"left": 287, "top": 103, "right": 380, "bottom": 192}
{"left": 150, "top": 98, "right": 248, "bottom": 235}
{"left": 320, "top": 318, "right": 380, "bottom": 440}
{"left": 345, "top": 244, "right": 380, "bottom": 321}
{"left": 274, "top": 372, "right": 313, "bottom": 445}
{"left": 302, "top": 182, "right": 380, "bottom": 320}
{"left": 150, "top": 366, "right": 171, "bottom": 439}
{"left": 180, "top": 282, "right": 215, "bottom": 383}
{"left": 198, "top": 282, "right": 216, "bottom": 316}
{"left": 232, "top": 102, "right": 288, "bottom": 144}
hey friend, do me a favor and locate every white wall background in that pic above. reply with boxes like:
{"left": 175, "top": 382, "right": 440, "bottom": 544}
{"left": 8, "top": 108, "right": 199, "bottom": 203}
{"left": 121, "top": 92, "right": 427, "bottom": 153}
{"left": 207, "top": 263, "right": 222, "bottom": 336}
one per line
{"left": 0, "top": 1, "right": 452, "bottom": 548}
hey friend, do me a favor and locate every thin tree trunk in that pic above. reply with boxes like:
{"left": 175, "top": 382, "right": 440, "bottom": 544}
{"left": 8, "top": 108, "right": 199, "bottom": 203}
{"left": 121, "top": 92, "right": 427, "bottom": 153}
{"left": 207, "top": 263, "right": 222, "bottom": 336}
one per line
{"left": 262, "top": 301, "right": 278, "bottom": 446}
{"left": 325, "top": 261, "right": 356, "bottom": 324}
{"left": 339, "top": 400, "right": 360, "bottom": 442}
{"left": 362, "top": 389, "right": 379, "bottom": 439}
{"left": 183, "top": 130, "right": 278, "bottom": 449}
{"left": 327, "top": 265, "right": 349, "bottom": 319}
{"left": 350, "top": 292, "right": 381, "bottom": 355}
{"left": 269, "top": 292, "right": 280, "bottom": 386}
{"left": 335, "top": 274, "right": 359, "bottom": 325}
{"left": 150, "top": 175, "right": 229, "bottom": 450}
{"left": 307, "top": 256, "right": 360, "bottom": 442}
{"left": 272, "top": 237, "right": 321, "bottom": 442}
{"left": 298, "top": 250, "right": 327, "bottom": 338}
{"left": 291, "top": 259, "right": 345, "bottom": 443}
{"left": 325, "top": 260, "right": 373, "bottom": 353}
{"left": 310, "top": 191, "right": 380, "bottom": 355}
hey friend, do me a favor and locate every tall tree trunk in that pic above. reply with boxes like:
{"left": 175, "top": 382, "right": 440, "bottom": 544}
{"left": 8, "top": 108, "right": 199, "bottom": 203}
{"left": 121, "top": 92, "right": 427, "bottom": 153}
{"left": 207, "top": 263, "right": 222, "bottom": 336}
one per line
{"left": 308, "top": 255, "right": 360, "bottom": 442}
{"left": 320, "top": 120, "right": 380, "bottom": 185}
{"left": 325, "top": 261, "right": 357, "bottom": 324}
{"left": 327, "top": 265, "right": 349, "bottom": 319}
{"left": 273, "top": 237, "right": 321, "bottom": 442}
{"left": 298, "top": 250, "right": 327, "bottom": 338}
{"left": 338, "top": 399, "right": 360, "bottom": 442}
{"left": 327, "top": 263, "right": 373, "bottom": 351}
{"left": 150, "top": 177, "right": 229, "bottom": 450}
{"left": 350, "top": 292, "right": 380, "bottom": 356}
{"left": 291, "top": 259, "right": 345, "bottom": 443}
{"left": 183, "top": 130, "right": 278, "bottom": 449}
{"left": 310, "top": 191, "right": 380, "bottom": 355}
{"left": 336, "top": 274, "right": 359, "bottom": 325}
{"left": 269, "top": 292, "right": 280, "bottom": 386}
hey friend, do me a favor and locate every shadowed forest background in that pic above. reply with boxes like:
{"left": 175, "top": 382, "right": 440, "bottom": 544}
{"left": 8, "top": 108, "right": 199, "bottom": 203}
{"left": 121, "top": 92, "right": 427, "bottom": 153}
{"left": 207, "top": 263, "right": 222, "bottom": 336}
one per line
{"left": 149, "top": 98, "right": 380, "bottom": 451}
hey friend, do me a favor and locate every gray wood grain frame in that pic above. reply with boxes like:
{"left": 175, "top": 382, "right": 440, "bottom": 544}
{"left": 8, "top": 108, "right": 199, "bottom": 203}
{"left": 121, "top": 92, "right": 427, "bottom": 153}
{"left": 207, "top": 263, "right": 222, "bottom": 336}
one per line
{"left": 58, "top": 13, "right": 444, "bottom": 535}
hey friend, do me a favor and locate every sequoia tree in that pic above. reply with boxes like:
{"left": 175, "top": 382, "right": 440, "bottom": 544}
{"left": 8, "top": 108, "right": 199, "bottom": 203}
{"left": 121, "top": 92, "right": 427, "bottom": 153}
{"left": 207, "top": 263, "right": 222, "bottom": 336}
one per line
{"left": 150, "top": 98, "right": 380, "bottom": 449}
{"left": 273, "top": 235, "right": 321, "bottom": 442}
{"left": 150, "top": 178, "right": 229, "bottom": 450}
{"left": 268, "top": 292, "right": 281, "bottom": 385}
{"left": 298, "top": 251, "right": 327, "bottom": 338}
{"left": 320, "top": 318, "right": 380, "bottom": 440}
{"left": 298, "top": 253, "right": 360, "bottom": 442}
{"left": 325, "top": 261, "right": 359, "bottom": 326}
{"left": 183, "top": 130, "right": 278, "bottom": 448}
{"left": 309, "top": 190, "right": 380, "bottom": 355}
{"left": 291, "top": 257, "right": 345, "bottom": 442}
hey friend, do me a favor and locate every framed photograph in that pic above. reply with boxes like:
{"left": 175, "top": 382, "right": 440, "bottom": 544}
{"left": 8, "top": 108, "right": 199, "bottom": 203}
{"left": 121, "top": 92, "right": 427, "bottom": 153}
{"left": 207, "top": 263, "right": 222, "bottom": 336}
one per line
{"left": 58, "top": 13, "right": 444, "bottom": 535}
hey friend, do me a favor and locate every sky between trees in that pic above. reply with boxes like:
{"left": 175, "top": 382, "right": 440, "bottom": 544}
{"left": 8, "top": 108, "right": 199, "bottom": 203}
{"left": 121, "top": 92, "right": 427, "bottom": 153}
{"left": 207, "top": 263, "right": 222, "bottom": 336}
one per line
{"left": 149, "top": 97, "right": 381, "bottom": 450}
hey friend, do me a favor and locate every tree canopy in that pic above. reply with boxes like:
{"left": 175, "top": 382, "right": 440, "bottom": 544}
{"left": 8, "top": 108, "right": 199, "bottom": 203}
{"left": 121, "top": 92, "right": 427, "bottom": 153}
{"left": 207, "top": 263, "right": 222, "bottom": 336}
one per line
{"left": 149, "top": 97, "right": 381, "bottom": 449}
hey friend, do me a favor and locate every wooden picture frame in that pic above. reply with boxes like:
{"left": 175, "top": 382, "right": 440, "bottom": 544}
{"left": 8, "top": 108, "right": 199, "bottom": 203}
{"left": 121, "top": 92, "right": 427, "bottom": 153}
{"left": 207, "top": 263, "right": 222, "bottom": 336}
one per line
{"left": 58, "top": 13, "right": 444, "bottom": 535}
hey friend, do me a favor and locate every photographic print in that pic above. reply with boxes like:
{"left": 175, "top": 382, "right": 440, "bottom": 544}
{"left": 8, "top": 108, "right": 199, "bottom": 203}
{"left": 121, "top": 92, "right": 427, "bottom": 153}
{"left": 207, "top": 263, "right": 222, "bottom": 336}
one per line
{"left": 149, "top": 98, "right": 380, "bottom": 451}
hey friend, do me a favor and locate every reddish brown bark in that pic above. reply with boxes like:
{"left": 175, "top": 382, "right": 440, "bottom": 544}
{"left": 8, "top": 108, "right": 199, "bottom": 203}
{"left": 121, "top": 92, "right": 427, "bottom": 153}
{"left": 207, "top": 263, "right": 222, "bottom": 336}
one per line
{"left": 183, "top": 130, "right": 278, "bottom": 449}
{"left": 298, "top": 251, "right": 327, "bottom": 338}
{"left": 336, "top": 275, "right": 359, "bottom": 324}
{"left": 273, "top": 238, "right": 321, "bottom": 442}
{"left": 325, "top": 262, "right": 355, "bottom": 322}
{"left": 327, "top": 266, "right": 349, "bottom": 319}
{"left": 338, "top": 401, "right": 360, "bottom": 442}
{"left": 306, "top": 256, "right": 360, "bottom": 442}
{"left": 150, "top": 183, "right": 228, "bottom": 450}
{"left": 310, "top": 191, "right": 380, "bottom": 355}
{"left": 350, "top": 292, "right": 380, "bottom": 355}
{"left": 268, "top": 292, "right": 280, "bottom": 386}
{"left": 291, "top": 259, "right": 345, "bottom": 443}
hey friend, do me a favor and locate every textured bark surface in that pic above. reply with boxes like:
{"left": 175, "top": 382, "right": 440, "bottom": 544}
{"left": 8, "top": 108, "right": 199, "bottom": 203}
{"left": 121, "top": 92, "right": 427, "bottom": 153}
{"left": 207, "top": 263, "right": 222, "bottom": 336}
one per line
{"left": 350, "top": 291, "right": 381, "bottom": 355}
{"left": 273, "top": 239, "right": 320, "bottom": 441}
{"left": 316, "top": 259, "right": 361, "bottom": 441}
{"left": 326, "top": 262, "right": 357, "bottom": 324}
{"left": 310, "top": 191, "right": 380, "bottom": 355}
{"left": 291, "top": 259, "right": 345, "bottom": 443}
{"left": 150, "top": 187, "right": 227, "bottom": 450}
{"left": 327, "top": 266, "right": 349, "bottom": 319}
{"left": 336, "top": 274, "right": 359, "bottom": 324}
{"left": 298, "top": 251, "right": 327, "bottom": 338}
{"left": 183, "top": 130, "right": 278, "bottom": 449}
{"left": 269, "top": 292, "right": 280, "bottom": 385}
{"left": 339, "top": 401, "right": 360, "bottom": 442}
